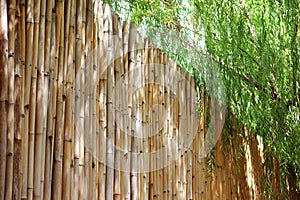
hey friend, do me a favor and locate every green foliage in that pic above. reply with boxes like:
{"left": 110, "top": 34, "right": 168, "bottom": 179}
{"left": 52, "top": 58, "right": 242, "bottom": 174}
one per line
{"left": 105, "top": 0, "right": 300, "bottom": 193}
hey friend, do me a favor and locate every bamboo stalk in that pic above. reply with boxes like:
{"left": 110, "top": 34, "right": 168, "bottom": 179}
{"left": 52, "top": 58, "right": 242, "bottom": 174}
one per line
{"left": 148, "top": 46, "right": 154, "bottom": 200}
{"left": 84, "top": 1, "right": 93, "bottom": 199}
{"left": 18, "top": 0, "right": 26, "bottom": 198}
{"left": 32, "top": 0, "right": 46, "bottom": 198}
{"left": 5, "top": 0, "right": 16, "bottom": 198}
{"left": 73, "top": 0, "right": 84, "bottom": 199}
{"left": 0, "top": 0, "right": 8, "bottom": 198}
{"left": 140, "top": 38, "right": 149, "bottom": 200}
{"left": 22, "top": 0, "right": 34, "bottom": 197}
{"left": 129, "top": 22, "right": 138, "bottom": 200}
{"left": 113, "top": 14, "right": 122, "bottom": 200}
{"left": 104, "top": 4, "right": 115, "bottom": 200}
{"left": 122, "top": 20, "right": 131, "bottom": 200}
{"left": 135, "top": 32, "right": 144, "bottom": 200}
{"left": 27, "top": 0, "right": 41, "bottom": 198}
{"left": 98, "top": 4, "right": 107, "bottom": 200}
{"left": 186, "top": 74, "right": 193, "bottom": 200}
{"left": 43, "top": 8, "right": 55, "bottom": 200}
{"left": 162, "top": 53, "right": 168, "bottom": 200}
{"left": 13, "top": 1, "right": 23, "bottom": 198}
{"left": 41, "top": 0, "right": 54, "bottom": 199}
{"left": 92, "top": 2, "right": 100, "bottom": 199}
{"left": 52, "top": 0, "right": 65, "bottom": 199}
{"left": 62, "top": 0, "right": 74, "bottom": 198}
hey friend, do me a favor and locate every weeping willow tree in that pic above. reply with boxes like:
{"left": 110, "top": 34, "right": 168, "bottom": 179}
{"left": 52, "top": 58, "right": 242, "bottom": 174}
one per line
{"left": 105, "top": 0, "right": 300, "bottom": 197}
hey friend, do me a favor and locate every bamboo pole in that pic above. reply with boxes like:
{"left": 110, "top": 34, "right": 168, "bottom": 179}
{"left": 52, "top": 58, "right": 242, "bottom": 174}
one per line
{"left": 186, "top": 74, "right": 193, "bottom": 200}
{"left": 0, "top": 0, "right": 8, "bottom": 198}
{"left": 27, "top": 0, "right": 41, "bottom": 198}
{"left": 22, "top": 0, "right": 34, "bottom": 197}
{"left": 129, "top": 22, "right": 139, "bottom": 200}
{"left": 140, "top": 38, "right": 150, "bottom": 200}
{"left": 103, "top": 4, "right": 115, "bottom": 200}
{"left": 162, "top": 53, "right": 172, "bottom": 199}
{"left": 148, "top": 46, "right": 154, "bottom": 200}
{"left": 52, "top": 0, "right": 65, "bottom": 199}
{"left": 43, "top": 7, "right": 55, "bottom": 200}
{"left": 41, "top": 0, "right": 54, "bottom": 198}
{"left": 92, "top": 3, "right": 100, "bottom": 200}
{"left": 18, "top": 0, "right": 26, "bottom": 198}
{"left": 98, "top": 4, "right": 107, "bottom": 200}
{"left": 62, "top": 0, "right": 74, "bottom": 198}
{"left": 122, "top": 20, "right": 131, "bottom": 200}
{"left": 74, "top": 0, "right": 83, "bottom": 199}
{"left": 32, "top": 0, "right": 46, "bottom": 198}
{"left": 135, "top": 32, "right": 143, "bottom": 200}
{"left": 13, "top": 1, "right": 23, "bottom": 198}
{"left": 5, "top": 0, "right": 16, "bottom": 198}
{"left": 85, "top": 1, "right": 93, "bottom": 199}
{"left": 113, "top": 14, "right": 122, "bottom": 200}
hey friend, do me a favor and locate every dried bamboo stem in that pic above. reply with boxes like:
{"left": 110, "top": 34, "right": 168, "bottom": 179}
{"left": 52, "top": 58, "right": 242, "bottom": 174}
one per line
{"left": 52, "top": 1, "right": 65, "bottom": 199}
{"left": 0, "top": 0, "right": 8, "bottom": 198}
{"left": 129, "top": 22, "right": 138, "bottom": 200}
{"left": 5, "top": 0, "right": 16, "bottom": 198}
{"left": 33, "top": 0, "right": 46, "bottom": 198}
{"left": 122, "top": 20, "right": 131, "bottom": 200}
{"left": 104, "top": 4, "right": 115, "bottom": 200}
{"left": 27, "top": 0, "right": 41, "bottom": 198}
{"left": 113, "top": 14, "right": 122, "bottom": 200}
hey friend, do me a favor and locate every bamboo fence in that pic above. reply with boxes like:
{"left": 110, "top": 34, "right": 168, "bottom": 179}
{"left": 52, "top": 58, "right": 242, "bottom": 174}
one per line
{"left": 0, "top": 0, "right": 278, "bottom": 199}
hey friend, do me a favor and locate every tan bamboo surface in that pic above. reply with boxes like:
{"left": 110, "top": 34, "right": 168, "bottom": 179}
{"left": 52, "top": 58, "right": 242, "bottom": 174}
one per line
{"left": 0, "top": 1, "right": 282, "bottom": 200}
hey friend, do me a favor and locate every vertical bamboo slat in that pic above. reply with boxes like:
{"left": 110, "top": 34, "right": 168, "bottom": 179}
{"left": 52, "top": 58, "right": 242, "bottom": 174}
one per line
{"left": 5, "top": 0, "right": 16, "bottom": 198}
{"left": 0, "top": 0, "right": 8, "bottom": 198}
{"left": 27, "top": 0, "right": 41, "bottom": 198}
{"left": 113, "top": 14, "right": 122, "bottom": 200}
{"left": 104, "top": 4, "right": 115, "bottom": 200}
{"left": 43, "top": 7, "right": 55, "bottom": 200}
{"left": 33, "top": 0, "right": 46, "bottom": 198}
{"left": 62, "top": 0, "right": 75, "bottom": 198}
{"left": 13, "top": 1, "right": 23, "bottom": 198}
{"left": 52, "top": 1, "right": 64, "bottom": 199}
{"left": 129, "top": 22, "right": 138, "bottom": 200}
{"left": 122, "top": 20, "right": 131, "bottom": 200}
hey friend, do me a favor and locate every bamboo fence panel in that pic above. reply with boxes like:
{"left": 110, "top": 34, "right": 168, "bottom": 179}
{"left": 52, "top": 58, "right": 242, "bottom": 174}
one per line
{"left": 0, "top": 1, "right": 274, "bottom": 199}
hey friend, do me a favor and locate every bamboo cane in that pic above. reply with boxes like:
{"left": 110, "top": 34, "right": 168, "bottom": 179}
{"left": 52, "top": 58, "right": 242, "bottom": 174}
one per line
{"left": 128, "top": 22, "right": 139, "bottom": 200}
{"left": 52, "top": 1, "right": 65, "bottom": 199}
{"left": 4, "top": 0, "right": 16, "bottom": 198}
{"left": 85, "top": 1, "right": 94, "bottom": 199}
{"left": 32, "top": 0, "right": 46, "bottom": 198}
{"left": 103, "top": 4, "right": 115, "bottom": 200}
{"left": 27, "top": 0, "right": 41, "bottom": 198}
{"left": 62, "top": 0, "right": 74, "bottom": 198}
{"left": 186, "top": 74, "right": 193, "bottom": 200}
{"left": 135, "top": 32, "right": 143, "bottom": 200}
{"left": 161, "top": 53, "right": 168, "bottom": 200}
{"left": 140, "top": 38, "right": 150, "bottom": 200}
{"left": 113, "top": 14, "right": 122, "bottom": 200}
{"left": 18, "top": 0, "right": 26, "bottom": 198}
{"left": 148, "top": 46, "right": 154, "bottom": 200}
{"left": 98, "top": 4, "right": 107, "bottom": 200}
{"left": 41, "top": 0, "right": 54, "bottom": 199}
{"left": 13, "top": 1, "right": 23, "bottom": 198}
{"left": 122, "top": 20, "right": 131, "bottom": 200}
{"left": 92, "top": 2, "right": 101, "bottom": 199}
{"left": 22, "top": 0, "right": 34, "bottom": 197}
{"left": 43, "top": 8, "right": 55, "bottom": 200}
{"left": 0, "top": 0, "right": 8, "bottom": 198}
